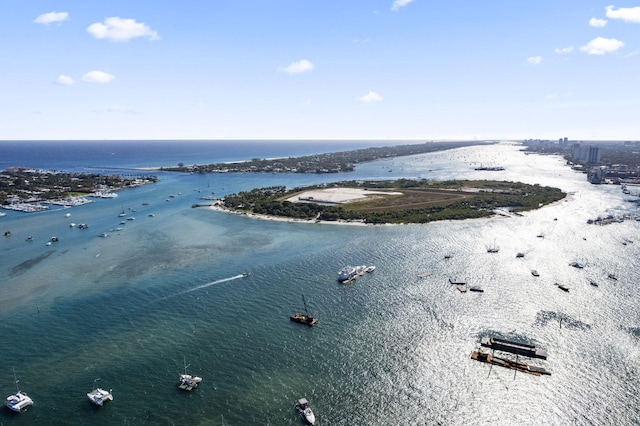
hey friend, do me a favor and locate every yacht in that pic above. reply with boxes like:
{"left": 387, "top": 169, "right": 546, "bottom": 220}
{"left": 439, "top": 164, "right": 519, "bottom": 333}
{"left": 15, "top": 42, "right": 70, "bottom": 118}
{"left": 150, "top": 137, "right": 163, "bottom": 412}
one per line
{"left": 355, "top": 265, "right": 367, "bottom": 275}
{"left": 87, "top": 379, "right": 113, "bottom": 406}
{"left": 296, "top": 398, "right": 316, "bottom": 425}
{"left": 337, "top": 266, "right": 357, "bottom": 282}
{"left": 5, "top": 369, "right": 33, "bottom": 413}
{"left": 178, "top": 358, "right": 202, "bottom": 391}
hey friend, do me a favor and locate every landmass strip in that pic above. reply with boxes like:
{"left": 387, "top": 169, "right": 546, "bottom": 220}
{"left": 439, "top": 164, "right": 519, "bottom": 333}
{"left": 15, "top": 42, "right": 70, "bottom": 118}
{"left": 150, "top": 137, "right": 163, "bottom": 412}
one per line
{"left": 162, "top": 140, "right": 495, "bottom": 174}
{"left": 213, "top": 180, "right": 566, "bottom": 224}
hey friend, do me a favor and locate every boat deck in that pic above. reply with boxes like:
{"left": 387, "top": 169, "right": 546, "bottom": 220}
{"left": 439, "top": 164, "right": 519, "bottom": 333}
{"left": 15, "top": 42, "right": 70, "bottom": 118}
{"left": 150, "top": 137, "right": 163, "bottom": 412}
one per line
{"left": 480, "top": 337, "right": 548, "bottom": 359}
{"left": 471, "top": 351, "right": 551, "bottom": 376}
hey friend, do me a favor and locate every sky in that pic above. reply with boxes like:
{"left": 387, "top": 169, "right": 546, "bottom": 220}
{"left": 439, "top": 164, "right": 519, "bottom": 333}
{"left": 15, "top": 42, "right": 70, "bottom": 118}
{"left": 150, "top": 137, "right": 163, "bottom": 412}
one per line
{"left": 1, "top": 1, "right": 640, "bottom": 141}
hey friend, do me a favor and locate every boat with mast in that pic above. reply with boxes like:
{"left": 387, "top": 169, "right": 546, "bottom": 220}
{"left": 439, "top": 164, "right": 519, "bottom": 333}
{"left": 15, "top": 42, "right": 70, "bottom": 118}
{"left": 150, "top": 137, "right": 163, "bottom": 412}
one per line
{"left": 290, "top": 294, "right": 318, "bottom": 326}
{"left": 4, "top": 368, "right": 33, "bottom": 413}
{"left": 86, "top": 378, "right": 113, "bottom": 406}
{"left": 178, "top": 357, "right": 202, "bottom": 391}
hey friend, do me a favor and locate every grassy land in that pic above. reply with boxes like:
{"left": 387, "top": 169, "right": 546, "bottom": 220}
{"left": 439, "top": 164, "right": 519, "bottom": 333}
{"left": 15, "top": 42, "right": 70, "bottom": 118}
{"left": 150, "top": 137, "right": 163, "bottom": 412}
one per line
{"left": 221, "top": 179, "right": 567, "bottom": 224}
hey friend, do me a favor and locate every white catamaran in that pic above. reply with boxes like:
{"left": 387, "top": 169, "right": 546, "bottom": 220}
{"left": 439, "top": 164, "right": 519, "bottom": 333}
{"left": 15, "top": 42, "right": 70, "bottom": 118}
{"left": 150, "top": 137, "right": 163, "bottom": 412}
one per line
{"left": 5, "top": 368, "right": 33, "bottom": 413}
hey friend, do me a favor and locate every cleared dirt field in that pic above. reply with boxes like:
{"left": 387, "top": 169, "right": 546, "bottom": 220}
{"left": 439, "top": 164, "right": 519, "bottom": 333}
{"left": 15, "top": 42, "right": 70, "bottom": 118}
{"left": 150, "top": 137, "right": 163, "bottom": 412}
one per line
{"left": 289, "top": 187, "right": 475, "bottom": 212}
{"left": 347, "top": 188, "right": 474, "bottom": 212}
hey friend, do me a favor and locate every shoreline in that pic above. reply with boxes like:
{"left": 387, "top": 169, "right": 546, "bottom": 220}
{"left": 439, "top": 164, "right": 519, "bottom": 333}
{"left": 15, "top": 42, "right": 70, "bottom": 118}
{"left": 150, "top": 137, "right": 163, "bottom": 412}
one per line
{"left": 208, "top": 203, "right": 374, "bottom": 226}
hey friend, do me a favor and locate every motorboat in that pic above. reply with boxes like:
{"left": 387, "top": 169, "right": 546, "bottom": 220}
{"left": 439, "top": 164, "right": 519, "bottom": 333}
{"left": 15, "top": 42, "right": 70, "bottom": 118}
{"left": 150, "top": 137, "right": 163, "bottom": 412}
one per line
{"left": 296, "top": 398, "right": 315, "bottom": 425}
{"left": 178, "top": 358, "right": 202, "bottom": 391}
{"left": 365, "top": 265, "right": 376, "bottom": 273}
{"left": 337, "top": 266, "right": 357, "bottom": 282}
{"left": 87, "top": 379, "right": 113, "bottom": 406}
{"left": 5, "top": 369, "right": 33, "bottom": 413}
{"left": 531, "top": 270, "right": 540, "bottom": 277}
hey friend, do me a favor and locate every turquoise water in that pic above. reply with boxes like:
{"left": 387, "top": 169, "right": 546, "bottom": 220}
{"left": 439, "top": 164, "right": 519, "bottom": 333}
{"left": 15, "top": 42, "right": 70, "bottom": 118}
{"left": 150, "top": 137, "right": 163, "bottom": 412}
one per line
{"left": 1, "top": 142, "right": 639, "bottom": 425}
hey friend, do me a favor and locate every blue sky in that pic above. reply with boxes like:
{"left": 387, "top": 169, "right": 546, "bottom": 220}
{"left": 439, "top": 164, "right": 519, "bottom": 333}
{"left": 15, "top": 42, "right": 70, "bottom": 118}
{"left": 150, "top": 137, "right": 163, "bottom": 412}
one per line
{"left": 2, "top": 1, "right": 639, "bottom": 141}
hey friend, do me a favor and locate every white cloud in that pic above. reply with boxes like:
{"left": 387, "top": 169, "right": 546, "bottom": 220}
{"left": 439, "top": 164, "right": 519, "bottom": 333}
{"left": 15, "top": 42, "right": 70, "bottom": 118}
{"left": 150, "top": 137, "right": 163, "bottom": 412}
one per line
{"left": 278, "top": 59, "right": 314, "bottom": 74}
{"left": 589, "top": 17, "right": 607, "bottom": 27}
{"left": 56, "top": 75, "right": 74, "bottom": 86}
{"left": 545, "top": 92, "right": 572, "bottom": 100}
{"left": 606, "top": 5, "right": 640, "bottom": 23}
{"left": 107, "top": 105, "right": 138, "bottom": 114}
{"left": 358, "top": 91, "right": 383, "bottom": 103}
{"left": 580, "top": 37, "right": 624, "bottom": 55}
{"left": 554, "top": 46, "right": 574, "bottom": 54}
{"left": 34, "top": 11, "right": 69, "bottom": 25}
{"left": 82, "top": 71, "right": 116, "bottom": 83}
{"left": 87, "top": 17, "right": 160, "bottom": 42}
{"left": 391, "top": 0, "right": 415, "bottom": 11}
{"left": 527, "top": 56, "right": 543, "bottom": 65}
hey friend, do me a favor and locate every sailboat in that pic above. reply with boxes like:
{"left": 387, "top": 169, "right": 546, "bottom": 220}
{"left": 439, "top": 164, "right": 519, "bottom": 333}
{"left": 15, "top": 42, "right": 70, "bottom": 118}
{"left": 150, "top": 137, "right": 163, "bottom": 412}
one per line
{"left": 86, "top": 378, "right": 113, "bottom": 406}
{"left": 5, "top": 368, "right": 33, "bottom": 413}
{"left": 290, "top": 294, "right": 318, "bottom": 326}
{"left": 486, "top": 240, "right": 500, "bottom": 253}
{"left": 178, "top": 357, "right": 202, "bottom": 391}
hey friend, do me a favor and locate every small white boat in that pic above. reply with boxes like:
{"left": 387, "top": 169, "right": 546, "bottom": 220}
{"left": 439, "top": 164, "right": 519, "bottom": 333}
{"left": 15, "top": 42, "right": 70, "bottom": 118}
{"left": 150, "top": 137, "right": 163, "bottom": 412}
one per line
{"left": 296, "top": 398, "right": 315, "bottom": 425}
{"left": 5, "top": 368, "right": 33, "bottom": 413}
{"left": 178, "top": 358, "right": 202, "bottom": 391}
{"left": 365, "top": 265, "right": 376, "bottom": 273}
{"left": 87, "top": 378, "right": 113, "bottom": 406}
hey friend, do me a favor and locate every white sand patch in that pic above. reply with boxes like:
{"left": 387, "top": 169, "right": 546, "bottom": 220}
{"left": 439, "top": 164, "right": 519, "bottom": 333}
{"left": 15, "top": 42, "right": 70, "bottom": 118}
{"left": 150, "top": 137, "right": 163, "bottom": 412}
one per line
{"left": 286, "top": 187, "right": 402, "bottom": 204}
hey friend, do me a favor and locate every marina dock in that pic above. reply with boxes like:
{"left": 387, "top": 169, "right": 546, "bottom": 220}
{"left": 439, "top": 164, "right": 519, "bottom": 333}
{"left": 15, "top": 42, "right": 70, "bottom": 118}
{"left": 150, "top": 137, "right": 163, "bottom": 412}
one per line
{"left": 480, "top": 337, "right": 548, "bottom": 360}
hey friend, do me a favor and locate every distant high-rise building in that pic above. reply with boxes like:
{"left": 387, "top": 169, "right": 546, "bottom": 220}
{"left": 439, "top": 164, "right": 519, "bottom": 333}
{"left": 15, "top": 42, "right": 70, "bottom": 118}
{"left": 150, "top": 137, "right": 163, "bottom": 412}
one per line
{"left": 571, "top": 143, "right": 601, "bottom": 164}
{"left": 586, "top": 146, "right": 601, "bottom": 164}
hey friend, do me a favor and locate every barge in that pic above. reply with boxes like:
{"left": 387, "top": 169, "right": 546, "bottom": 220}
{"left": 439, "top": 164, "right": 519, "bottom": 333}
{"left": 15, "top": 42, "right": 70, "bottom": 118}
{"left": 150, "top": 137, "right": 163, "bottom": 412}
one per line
{"left": 471, "top": 351, "right": 551, "bottom": 376}
{"left": 480, "top": 337, "right": 548, "bottom": 359}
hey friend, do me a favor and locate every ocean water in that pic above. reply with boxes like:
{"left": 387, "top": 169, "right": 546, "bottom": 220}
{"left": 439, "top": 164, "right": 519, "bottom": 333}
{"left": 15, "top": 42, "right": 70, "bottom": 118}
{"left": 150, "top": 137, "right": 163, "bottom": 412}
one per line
{"left": 0, "top": 141, "right": 639, "bottom": 425}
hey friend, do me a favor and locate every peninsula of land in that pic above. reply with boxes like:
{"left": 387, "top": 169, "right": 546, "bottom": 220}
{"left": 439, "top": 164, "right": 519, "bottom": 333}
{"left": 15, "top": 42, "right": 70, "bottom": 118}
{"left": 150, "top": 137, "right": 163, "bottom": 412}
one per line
{"left": 162, "top": 140, "right": 494, "bottom": 174}
{"left": 0, "top": 167, "right": 157, "bottom": 212}
{"left": 213, "top": 179, "right": 566, "bottom": 224}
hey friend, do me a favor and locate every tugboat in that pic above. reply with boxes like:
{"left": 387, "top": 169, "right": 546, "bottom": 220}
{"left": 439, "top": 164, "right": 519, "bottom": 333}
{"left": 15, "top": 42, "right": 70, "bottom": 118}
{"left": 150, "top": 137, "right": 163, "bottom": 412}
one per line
{"left": 295, "top": 398, "right": 316, "bottom": 425}
{"left": 290, "top": 295, "right": 318, "bottom": 326}
{"left": 178, "top": 358, "right": 202, "bottom": 391}
{"left": 86, "top": 378, "right": 113, "bottom": 406}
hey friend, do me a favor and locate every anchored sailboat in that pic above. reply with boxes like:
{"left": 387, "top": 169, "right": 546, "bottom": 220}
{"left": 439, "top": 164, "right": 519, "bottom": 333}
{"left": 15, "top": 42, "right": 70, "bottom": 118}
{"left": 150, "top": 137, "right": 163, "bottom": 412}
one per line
{"left": 178, "top": 357, "right": 202, "bottom": 391}
{"left": 5, "top": 368, "right": 33, "bottom": 413}
{"left": 290, "top": 294, "right": 318, "bottom": 326}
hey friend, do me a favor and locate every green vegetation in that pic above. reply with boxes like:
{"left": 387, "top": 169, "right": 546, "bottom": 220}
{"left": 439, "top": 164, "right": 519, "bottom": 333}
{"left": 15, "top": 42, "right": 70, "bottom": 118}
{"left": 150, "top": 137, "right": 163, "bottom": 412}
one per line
{"left": 221, "top": 179, "right": 566, "bottom": 224}
{"left": 0, "top": 167, "right": 157, "bottom": 204}
{"left": 163, "top": 141, "right": 494, "bottom": 174}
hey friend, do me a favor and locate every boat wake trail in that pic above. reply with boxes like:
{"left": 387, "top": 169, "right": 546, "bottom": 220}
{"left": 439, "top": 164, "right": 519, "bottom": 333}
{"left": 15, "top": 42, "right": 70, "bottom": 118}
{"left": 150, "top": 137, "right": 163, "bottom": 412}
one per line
{"left": 176, "top": 275, "right": 246, "bottom": 296}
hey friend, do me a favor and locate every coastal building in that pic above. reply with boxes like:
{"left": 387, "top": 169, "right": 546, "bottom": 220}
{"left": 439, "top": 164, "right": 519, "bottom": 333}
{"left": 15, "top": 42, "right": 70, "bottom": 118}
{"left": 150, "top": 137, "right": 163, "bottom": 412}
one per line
{"left": 571, "top": 143, "right": 601, "bottom": 164}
